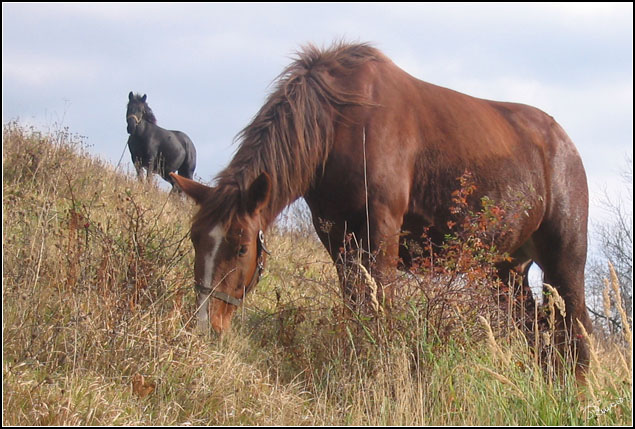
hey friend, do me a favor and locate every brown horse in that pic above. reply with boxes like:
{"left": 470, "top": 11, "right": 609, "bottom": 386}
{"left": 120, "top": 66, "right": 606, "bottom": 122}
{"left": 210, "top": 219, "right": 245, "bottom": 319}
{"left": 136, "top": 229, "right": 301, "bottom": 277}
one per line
{"left": 171, "top": 42, "right": 591, "bottom": 377}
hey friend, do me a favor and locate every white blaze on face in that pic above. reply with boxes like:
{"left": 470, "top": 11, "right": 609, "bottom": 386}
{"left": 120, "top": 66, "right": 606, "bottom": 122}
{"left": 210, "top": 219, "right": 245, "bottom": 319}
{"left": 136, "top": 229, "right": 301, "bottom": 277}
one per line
{"left": 196, "top": 224, "right": 225, "bottom": 328}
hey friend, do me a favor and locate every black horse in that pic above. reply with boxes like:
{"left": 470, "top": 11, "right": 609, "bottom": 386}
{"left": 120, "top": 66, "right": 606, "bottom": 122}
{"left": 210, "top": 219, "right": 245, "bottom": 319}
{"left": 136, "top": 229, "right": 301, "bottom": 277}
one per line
{"left": 126, "top": 92, "right": 197, "bottom": 187}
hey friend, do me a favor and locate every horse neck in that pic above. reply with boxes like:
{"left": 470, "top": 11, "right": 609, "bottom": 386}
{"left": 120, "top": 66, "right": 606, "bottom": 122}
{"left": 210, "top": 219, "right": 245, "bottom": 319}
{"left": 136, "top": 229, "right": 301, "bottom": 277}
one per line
{"left": 221, "top": 139, "right": 324, "bottom": 229}
{"left": 215, "top": 169, "right": 304, "bottom": 233}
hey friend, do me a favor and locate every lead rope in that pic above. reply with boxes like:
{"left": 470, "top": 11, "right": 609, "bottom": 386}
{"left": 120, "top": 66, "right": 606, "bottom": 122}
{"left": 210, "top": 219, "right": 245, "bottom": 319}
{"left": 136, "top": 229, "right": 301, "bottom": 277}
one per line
{"left": 115, "top": 139, "right": 129, "bottom": 172}
{"left": 116, "top": 114, "right": 143, "bottom": 172}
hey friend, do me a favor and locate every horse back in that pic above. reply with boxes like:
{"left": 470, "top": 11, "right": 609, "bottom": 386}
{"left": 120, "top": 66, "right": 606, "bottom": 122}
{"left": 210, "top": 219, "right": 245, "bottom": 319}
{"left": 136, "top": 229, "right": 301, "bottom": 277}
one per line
{"left": 322, "top": 56, "right": 585, "bottom": 254}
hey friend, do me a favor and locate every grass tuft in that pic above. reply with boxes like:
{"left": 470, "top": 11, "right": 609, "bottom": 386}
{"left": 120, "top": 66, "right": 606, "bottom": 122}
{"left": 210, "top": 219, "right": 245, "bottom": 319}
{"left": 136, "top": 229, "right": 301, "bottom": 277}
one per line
{"left": 3, "top": 122, "right": 632, "bottom": 425}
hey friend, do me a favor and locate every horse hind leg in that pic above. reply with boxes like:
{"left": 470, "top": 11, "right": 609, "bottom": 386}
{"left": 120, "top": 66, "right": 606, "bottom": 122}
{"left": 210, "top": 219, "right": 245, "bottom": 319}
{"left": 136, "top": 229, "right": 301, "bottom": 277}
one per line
{"left": 532, "top": 220, "right": 592, "bottom": 381}
{"left": 161, "top": 168, "right": 184, "bottom": 195}
{"left": 169, "top": 165, "right": 194, "bottom": 195}
{"left": 496, "top": 257, "right": 538, "bottom": 332}
{"left": 177, "top": 160, "right": 195, "bottom": 180}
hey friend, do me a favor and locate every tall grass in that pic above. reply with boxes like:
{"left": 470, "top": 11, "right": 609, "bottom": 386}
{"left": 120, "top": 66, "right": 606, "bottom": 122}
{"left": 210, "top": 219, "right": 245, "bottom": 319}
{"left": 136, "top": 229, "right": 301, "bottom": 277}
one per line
{"left": 3, "top": 122, "right": 632, "bottom": 425}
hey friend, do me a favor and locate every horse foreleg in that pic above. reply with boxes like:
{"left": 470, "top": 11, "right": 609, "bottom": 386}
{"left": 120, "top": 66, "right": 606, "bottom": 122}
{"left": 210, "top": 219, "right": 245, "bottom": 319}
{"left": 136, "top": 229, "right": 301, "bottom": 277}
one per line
{"left": 146, "top": 160, "right": 154, "bottom": 181}
{"left": 311, "top": 218, "right": 377, "bottom": 311}
{"left": 134, "top": 161, "right": 145, "bottom": 183}
{"left": 362, "top": 201, "right": 406, "bottom": 309}
{"left": 309, "top": 208, "right": 401, "bottom": 313}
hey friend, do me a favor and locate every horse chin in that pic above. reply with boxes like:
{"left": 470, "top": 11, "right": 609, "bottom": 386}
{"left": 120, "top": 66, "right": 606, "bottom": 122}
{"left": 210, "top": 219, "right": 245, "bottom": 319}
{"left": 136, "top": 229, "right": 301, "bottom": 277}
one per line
{"left": 210, "top": 302, "right": 237, "bottom": 334}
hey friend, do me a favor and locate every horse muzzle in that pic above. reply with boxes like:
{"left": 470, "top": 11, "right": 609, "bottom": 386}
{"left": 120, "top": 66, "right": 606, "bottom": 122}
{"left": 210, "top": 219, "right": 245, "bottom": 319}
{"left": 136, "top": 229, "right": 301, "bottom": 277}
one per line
{"left": 193, "top": 230, "right": 270, "bottom": 333}
{"left": 126, "top": 115, "right": 141, "bottom": 134}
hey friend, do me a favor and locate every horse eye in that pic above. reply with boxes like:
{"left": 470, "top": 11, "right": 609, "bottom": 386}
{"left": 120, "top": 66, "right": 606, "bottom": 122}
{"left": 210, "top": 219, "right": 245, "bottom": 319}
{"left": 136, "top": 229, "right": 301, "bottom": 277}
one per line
{"left": 238, "top": 245, "right": 248, "bottom": 257}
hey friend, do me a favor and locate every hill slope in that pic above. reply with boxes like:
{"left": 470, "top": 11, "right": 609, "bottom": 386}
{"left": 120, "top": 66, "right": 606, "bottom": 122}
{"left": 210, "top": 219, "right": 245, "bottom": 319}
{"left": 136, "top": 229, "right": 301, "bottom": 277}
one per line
{"left": 2, "top": 122, "right": 631, "bottom": 425}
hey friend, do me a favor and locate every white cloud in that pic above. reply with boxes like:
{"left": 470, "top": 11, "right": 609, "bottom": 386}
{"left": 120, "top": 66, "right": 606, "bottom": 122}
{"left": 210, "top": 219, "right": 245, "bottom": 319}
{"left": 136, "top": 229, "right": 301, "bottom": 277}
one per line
{"left": 2, "top": 2, "right": 631, "bottom": 237}
{"left": 16, "top": 3, "right": 192, "bottom": 24}
{"left": 3, "top": 55, "right": 101, "bottom": 87}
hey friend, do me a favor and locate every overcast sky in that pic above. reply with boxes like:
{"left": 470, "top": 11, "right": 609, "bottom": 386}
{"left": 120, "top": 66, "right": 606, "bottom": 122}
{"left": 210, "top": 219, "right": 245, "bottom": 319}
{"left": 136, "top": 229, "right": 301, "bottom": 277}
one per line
{"left": 2, "top": 2, "right": 633, "bottom": 239}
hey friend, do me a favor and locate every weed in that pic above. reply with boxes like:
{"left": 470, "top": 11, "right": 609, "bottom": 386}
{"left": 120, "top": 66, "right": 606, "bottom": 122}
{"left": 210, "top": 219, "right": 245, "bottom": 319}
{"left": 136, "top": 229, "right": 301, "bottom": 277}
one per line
{"left": 3, "top": 123, "right": 631, "bottom": 425}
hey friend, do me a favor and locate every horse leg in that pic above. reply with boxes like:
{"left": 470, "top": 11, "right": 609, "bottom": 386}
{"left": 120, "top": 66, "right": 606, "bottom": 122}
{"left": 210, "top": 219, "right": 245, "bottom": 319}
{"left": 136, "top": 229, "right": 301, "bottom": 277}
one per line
{"left": 334, "top": 228, "right": 400, "bottom": 313}
{"left": 308, "top": 213, "right": 376, "bottom": 310}
{"left": 146, "top": 157, "right": 154, "bottom": 181}
{"left": 359, "top": 203, "right": 405, "bottom": 308}
{"left": 177, "top": 158, "right": 196, "bottom": 181}
{"left": 309, "top": 216, "right": 364, "bottom": 307}
{"left": 164, "top": 172, "right": 185, "bottom": 196}
{"left": 177, "top": 163, "right": 195, "bottom": 192}
{"left": 147, "top": 153, "right": 162, "bottom": 182}
{"left": 532, "top": 220, "right": 592, "bottom": 381}
{"left": 496, "top": 257, "right": 538, "bottom": 332}
{"left": 135, "top": 164, "right": 145, "bottom": 183}
{"left": 308, "top": 201, "right": 403, "bottom": 312}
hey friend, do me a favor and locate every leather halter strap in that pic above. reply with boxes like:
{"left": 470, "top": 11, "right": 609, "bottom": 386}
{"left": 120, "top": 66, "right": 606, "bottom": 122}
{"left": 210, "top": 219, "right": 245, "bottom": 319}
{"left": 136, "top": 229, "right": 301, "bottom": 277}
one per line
{"left": 197, "top": 230, "right": 270, "bottom": 307}
{"left": 209, "top": 290, "right": 243, "bottom": 307}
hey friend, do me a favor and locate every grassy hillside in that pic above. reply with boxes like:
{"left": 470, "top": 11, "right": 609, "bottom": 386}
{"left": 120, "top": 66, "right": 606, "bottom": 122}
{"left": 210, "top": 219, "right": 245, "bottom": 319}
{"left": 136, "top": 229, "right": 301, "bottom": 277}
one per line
{"left": 2, "top": 122, "right": 632, "bottom": 425}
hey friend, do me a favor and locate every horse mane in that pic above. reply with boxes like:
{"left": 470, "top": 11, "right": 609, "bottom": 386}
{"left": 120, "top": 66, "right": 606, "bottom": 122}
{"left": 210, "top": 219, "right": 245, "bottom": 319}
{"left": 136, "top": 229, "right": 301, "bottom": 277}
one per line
{"left": 128, "top": 93, "right": 158, "bottom": 125}
{"left": 193, "top": 42, "right": 384, "bottom": 229}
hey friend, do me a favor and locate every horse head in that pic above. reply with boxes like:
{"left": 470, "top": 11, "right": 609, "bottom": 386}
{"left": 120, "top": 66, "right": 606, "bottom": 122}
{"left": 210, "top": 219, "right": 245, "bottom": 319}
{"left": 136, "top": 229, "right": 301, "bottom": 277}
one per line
{"left": 170, "top": 172, "right": 272, "bottom": 333}
{"left": 126, "top": 91, "right": 148, "bottom": 134}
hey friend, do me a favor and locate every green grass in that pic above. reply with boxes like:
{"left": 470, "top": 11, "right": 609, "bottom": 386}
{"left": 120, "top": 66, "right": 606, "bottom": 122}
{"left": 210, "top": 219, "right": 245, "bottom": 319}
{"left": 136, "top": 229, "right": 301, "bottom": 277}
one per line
{"left": 3, "top": 122, "right": 632, "bottom": 425}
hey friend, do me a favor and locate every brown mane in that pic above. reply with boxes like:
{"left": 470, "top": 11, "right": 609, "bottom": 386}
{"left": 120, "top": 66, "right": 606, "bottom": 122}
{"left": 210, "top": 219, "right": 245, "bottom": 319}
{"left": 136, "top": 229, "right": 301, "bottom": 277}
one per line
{"left": 192, "top": 42, "right": 384, "bottom": 229}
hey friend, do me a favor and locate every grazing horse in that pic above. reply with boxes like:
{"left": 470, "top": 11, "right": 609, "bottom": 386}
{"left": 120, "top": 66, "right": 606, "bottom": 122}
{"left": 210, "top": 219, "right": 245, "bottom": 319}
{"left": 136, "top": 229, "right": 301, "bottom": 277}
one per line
{"left": 126, "top": 92, "right": 197, "bottom": 186}
{"left": 171, "top": 42, "right": 591, "bottom": 378}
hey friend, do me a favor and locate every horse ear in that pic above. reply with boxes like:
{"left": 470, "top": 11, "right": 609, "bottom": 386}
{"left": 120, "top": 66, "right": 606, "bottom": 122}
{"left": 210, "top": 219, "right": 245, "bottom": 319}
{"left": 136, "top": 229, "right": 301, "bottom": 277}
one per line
{"left": 141, "top": 94, "right": 147, "bottom": 102}
{"left": 169, "top": 173, "right": 211, "bottom": 204}
{"left": 246, "top": 172, "right": 271, "bottom": 215}
{"left": 129, "top": 91, "right": 134, "bottom": 101}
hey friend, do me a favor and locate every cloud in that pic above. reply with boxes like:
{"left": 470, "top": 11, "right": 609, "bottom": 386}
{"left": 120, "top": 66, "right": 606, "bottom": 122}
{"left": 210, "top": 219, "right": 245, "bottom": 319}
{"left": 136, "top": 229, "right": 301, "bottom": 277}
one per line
{"left": 3, "top": 54, "right": 102, "bottom": 87}
{"left": 2, "top": 2, "right": 631, "bottom": 220}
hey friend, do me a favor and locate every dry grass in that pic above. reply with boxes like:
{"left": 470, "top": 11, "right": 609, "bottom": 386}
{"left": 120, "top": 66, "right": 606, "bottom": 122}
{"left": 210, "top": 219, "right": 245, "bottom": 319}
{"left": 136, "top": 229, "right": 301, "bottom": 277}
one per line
{"left": 3, "top": 122, "right": 632, "bottom": 425}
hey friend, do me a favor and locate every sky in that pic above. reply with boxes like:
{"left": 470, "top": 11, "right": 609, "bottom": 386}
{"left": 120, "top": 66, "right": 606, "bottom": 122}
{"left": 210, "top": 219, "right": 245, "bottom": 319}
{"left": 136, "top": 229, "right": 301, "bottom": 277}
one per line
{"left": 2, "top": 2, "right": 633, "bottom": 263}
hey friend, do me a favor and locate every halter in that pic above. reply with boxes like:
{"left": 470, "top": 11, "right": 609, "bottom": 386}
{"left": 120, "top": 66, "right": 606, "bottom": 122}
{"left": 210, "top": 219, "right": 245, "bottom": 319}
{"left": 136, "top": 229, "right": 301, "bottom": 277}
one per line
{"left": 127, "top": 114, "right": 143, "bottom": 125}
{"left": 196, "top": 230, "right": 270, "bottom": 307}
